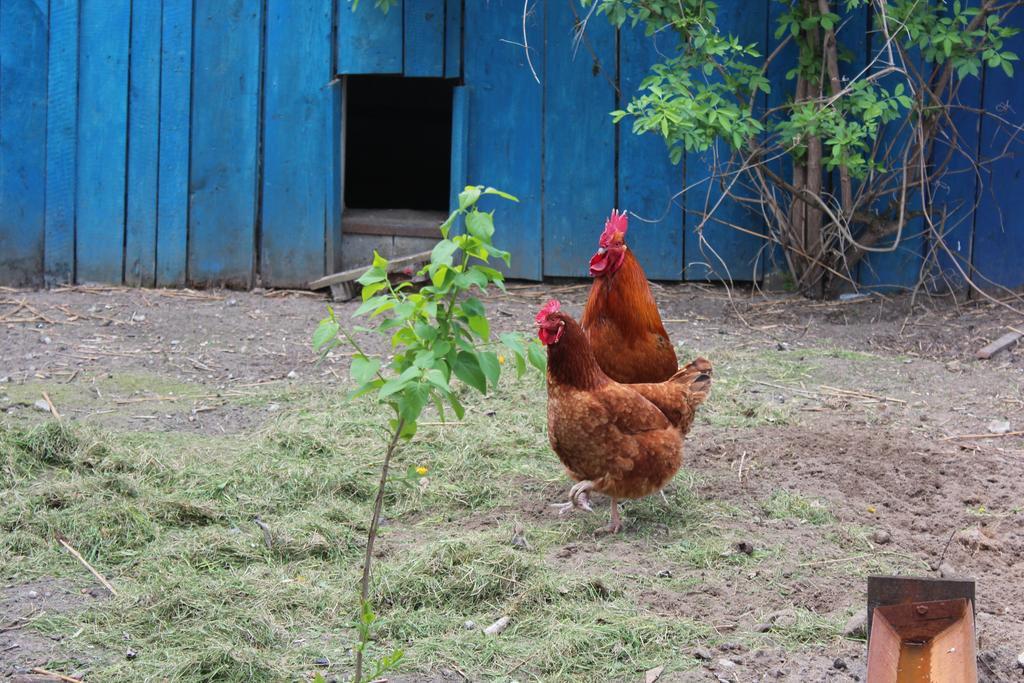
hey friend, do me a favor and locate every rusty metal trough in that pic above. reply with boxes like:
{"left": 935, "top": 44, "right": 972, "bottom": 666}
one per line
{"left": 866, "top": 576, "right": 978, "bottom": 683}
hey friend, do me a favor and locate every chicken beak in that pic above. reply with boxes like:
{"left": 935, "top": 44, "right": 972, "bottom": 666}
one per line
{"left": 597, "top": 247, "right": 607, "bottom": 255}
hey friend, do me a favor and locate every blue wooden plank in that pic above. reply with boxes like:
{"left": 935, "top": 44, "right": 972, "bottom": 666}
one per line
{"left": 155, "top": 0, "right": 192, "bottom": 287}
{"left": 405, "top": 0, "right": 444, "bottom": 77}
{"left": 261, "top": 0, "right": 332, "bottom": 287}
{"left": 0, "top": 0, "right": 48, "bottom": 287}
{"left": 971, "top": 23, "right": 1024, "bottom": 290}
{"left": 464, "top": 0, "right": 542, "bottom": 280}
{"left": 857, "top": 55, "right": 926, "bottom": 291}
{"left": 338, "top": 0, "right": 403, "bottom": 74}
{"left": 930, "top": 77, "right": 982, "bottom": 289}
{"left": 44, "top": 0, "right": 77, "bottom": 287}
{"left": 762, "top": 0, "right": 800, "bottom": 279}
{"left": 542, "top": 0, "right": 616, "bottom": 277}
{"left": 449, "top": 85, "right": 468, "bottom": 212}
{"left": 325, "top": 80, "right": 344, "bottom": 274}
{"left": 124, "top": 0, "right": 162, "bottom": 287}
{"left": 76, "top": 0, "right": 130, "bottom": 284}
{"left": 618, "top": 25, "right": 683, "bottom": 281}
{"left": 444, "top": 0, "right": 461, "bottom": 78}
{"left": 684, "top": 1, "right": 769, "bottom": 281}
{"left": 188, "top": 0, "right": 262, "bottom": 288}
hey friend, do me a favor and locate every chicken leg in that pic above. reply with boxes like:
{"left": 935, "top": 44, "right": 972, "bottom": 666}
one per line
{"left": 550, "top": 480, "right": 595, "bottom": 515}
{"left": 602, "top": 498, "right": 622, "bottom": 534}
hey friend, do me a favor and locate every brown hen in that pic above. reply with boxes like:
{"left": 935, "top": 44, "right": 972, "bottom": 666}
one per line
{"left": 581, "top": 209, "right": 678, "bottom": 384}
{"left": 537, "top": 299, "right": 711, "bottom": 533}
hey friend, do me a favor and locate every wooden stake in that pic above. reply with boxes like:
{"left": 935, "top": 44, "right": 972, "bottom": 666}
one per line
{"left": 56, "top": 534, "right": 118, "bottom": 596}
{"left": 42, "top": 392, "right": 62, "bottom": 421}
{"left": 30, "top": 668, "right": 85, "bottom": 683}
{"left": 940, "top": 430, "right": 1024, "bottom": 441}
{"left": 976, "top": 330, "right": 1022, "bottom": 360}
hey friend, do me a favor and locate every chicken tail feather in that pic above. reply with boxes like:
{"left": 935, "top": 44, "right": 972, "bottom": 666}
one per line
{"left": 668, "top": 357, "right": 712, "bottom": 407}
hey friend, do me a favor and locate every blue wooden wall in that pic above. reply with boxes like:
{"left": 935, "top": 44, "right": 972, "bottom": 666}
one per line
{"left": 0, "top": 0, "right": 1021, "bottom": 290}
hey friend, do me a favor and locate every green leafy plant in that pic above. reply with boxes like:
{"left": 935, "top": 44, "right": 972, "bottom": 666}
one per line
{"left": 585, "top": 0, "right": 1021, "bottom": 298}
{"left": 312, "top": 185, "right": 544, "bottom": 682}
{"left": 349, "top": 0, "right": 399, "bottom": 13}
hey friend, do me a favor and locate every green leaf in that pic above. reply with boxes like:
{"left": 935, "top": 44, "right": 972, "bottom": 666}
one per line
{"left": 527, "top": 343, "right": 547, "bottom": 372}
{"left": 397, "top": 384, "right": 429, "bottom": 425}
{"left": 379, "top": 366, "right": 421, "bottom": 399}
{"left": 447, "top": 392, "right": 465, "bottom": 419}
{"left": 354, "top": 295, "right": 389, "bottom": 317}
{"left": 452, "top": 351, "right": 487, "bottom": 394}
{"left": 350, "top": 355, "right": 381, "bottom": 385}
{"left": 431, "top": 239, "right": 458, "bottom": 266}
{"left": 425, "top": 367, "right": 450, "bottom": 393}
{"left": 458, "top": 186, "right": 482, "bottom": 210}
{"left": 478, "top": 351, "right": 501, "bottom": 388}
{"left": 1001, "top": 59, "right": 1014, "bottom": 77}
{"left": 360, "top": 280, "right": 388, "bottom": 300}
{"left": 500, "top": 331, "right": 526, "bottom": 356}
{"left": 482, "top": 187, "right": 519, "bottom": 201}
{"left": 356, "top": 266, "right": 387, "bottom": 286}
{"left": 372, "top": 250, "right": 389, "bottom": 270}
{"left": 465, "top": 211, "right": 495, "bottom": 240}
{"left": 312, "top": 318, "right": 339, "bottom": 352}
{"left": 461, "top": 297, "right": 485, "bottom": 317}
{"left": 467, "top": 315, "right": 490, "bottom": 340}
{"left": 432, "top": 340, "right": 452, "bottom": 358}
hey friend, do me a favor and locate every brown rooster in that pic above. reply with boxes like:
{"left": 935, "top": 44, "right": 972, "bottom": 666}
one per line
{"left": 537, "top": 299, "right": 711, "bottom": 533}
{"left": 581, "top": 209, "right": 678, "bottom": 384}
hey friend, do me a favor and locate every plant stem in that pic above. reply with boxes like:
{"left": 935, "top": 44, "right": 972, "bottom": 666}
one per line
{"left": 353, "top": 414, "right": 405, "bottom": 683}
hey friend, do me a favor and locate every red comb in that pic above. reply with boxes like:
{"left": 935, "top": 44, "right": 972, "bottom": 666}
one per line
{"left": 535, "top": 299, "right": 561, "bottom": 324}
{"left": 603, "top": 209, "right": 628, "bottom": 237}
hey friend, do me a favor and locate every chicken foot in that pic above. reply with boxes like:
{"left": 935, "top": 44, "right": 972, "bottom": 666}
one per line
{"left": 602, "top": 499, "right": 622, "bottom": 534}
{"left": 550, "top": 480, "right": 595, "bottom": 516}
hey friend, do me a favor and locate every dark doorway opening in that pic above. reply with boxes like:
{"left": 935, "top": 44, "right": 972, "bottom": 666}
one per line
{"left": 344, "top": 76, "right": 454, "bottom": 212}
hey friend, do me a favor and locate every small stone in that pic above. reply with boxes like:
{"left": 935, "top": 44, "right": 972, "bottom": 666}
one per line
{"left": 125, "top": 648, "right": 137, "bottom": 660}
{"left": 754, "top": 622, "right": 772, "bottom": 633}
{"left": 767, "top": 608, "right": 798, "bottom": 629}
{"left": 735, "top": 540, "right": 755, "bottom": 555}
{"left": 227, "top": 298, "right": 239, "bottom": 307}
{"left": 314, "top": 657, "right": 329, "bottom": 667}
{"left": 656, "top": 569, "right": 673, "bottom": 578}
{"left": 987, "top": 419, "right": 1011, "bottom": 435}
{"left": 693, "top": 647, "right": 714, "bottom": 661}
{"left": 41, "top": 336, "right": 51, "bottom": 345}
{"left": 871, "top": 530, "right": 892, "bottom": 545}
{"left": 717, "top": 658, "right": 737, "bottom": 669}
{"left": 170, "top": 340, "right": 180, "bottom": 346}
{"left": 132, "top": 314, "right": 146, "bottom": 322}
{"left": 833, "top": 658, "right": 847, "bottom": 670}
{"left": 27, "top": 590, "right": 38, "bottom": 599}
{"left": 957, "top": 527, "right": 1003, "bottom": 551}
{"left": 267, "top": 403, "right": 280, "bottom": 412}
{"left": 776, "top": 342, "right": 789, "bottom": 351}
{"left": 286, "top": 370, "right": 298, "bottom": 379}
{"left": 463, "top": 620, "right": 476, "bottom": 630}
{"left": 939, "top": 562, "right": 957, "bottom": 578}
{"left": 33, "top": 400, "right": 51, "bottom": 413}
{"left": 843, "top": 608, "right": 868, "bottom": 638}
{"left": 0, "top": 376, "right": 8, "bottom": 383}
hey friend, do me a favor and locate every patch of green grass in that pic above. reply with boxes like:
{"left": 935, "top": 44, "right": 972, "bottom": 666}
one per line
{"left": 762, "top": 489, "right": 835, "bottom": 525}
{"left": 694, "top": 349, "right": 814, "bottom": 427}
{"left": 0, "top": 350, "right": 894, "bottom": 681}
{"left": 796, "top": 348, "right": 882, "bottom": 362}
{"left": 759, "top": 607, "right": 844, "bottom": 646}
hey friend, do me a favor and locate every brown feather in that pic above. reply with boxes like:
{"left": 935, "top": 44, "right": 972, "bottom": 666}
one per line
{"left": 544, "top": 313, "right": 712, "bottom": 502}
{"left": 581, "top": 248, "right": 678, "bottom": 384}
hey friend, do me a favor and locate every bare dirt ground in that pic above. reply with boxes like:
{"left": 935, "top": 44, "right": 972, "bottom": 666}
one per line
{"left": 2, "top": 282, "right": 1023, "bottom": 681}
